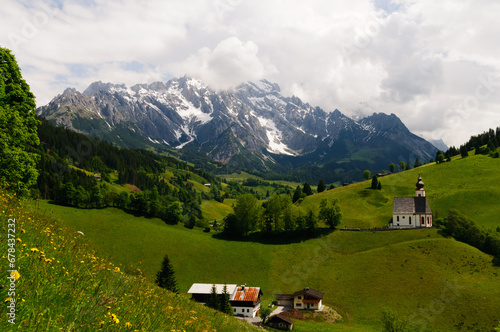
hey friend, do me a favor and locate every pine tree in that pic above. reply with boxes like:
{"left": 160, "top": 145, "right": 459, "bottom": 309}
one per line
{"left": 292, "top": 185, "right": 302, "bottom": 203}
{"left": 371, "top": 175, "right": 378, "bottom": 189}
{"left": 377, "top": 181, "right": 382, "bottom": 190}
{"left": 207, "top": 284, "right": 219, "bottom": 310}
{"left": 317, "top": 179, "right": 326, "bottom": 193}
{"left": 303, "top": 182, "right": 313, "bottom": 196}
{"left": 219, "top": 284, "right": 233, "bottom": 315}
{"left": 155, "top": 254, "right": 179, "bottom": 293}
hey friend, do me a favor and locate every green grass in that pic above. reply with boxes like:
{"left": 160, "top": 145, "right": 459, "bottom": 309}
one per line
{"left": 15, "top": 152, "right": 500, "bottom": 331}
{"left": 35, "top": 201, "right": 500, "bottom": 331}
{"left": 201, "top": 200, "right": 233, "bottom": 221}
{"left": 0, "top": 190, "right": 257, "bottom": 332}
{"left": 301, "top": 153, "right": 500, "bottom": 229}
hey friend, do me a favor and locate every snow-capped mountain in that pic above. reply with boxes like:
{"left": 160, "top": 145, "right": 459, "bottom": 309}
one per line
{"left": 37, "top": 76, "right": 437, "bottom": 173}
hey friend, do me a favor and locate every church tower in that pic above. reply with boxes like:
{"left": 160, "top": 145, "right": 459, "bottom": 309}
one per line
{"left": 415, "top": 174, "right": 425, "bottom": 197}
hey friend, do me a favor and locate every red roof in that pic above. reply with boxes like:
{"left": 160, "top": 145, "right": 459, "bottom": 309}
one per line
{"left": 231, "top": 287, "right": 262, "bottom": 302}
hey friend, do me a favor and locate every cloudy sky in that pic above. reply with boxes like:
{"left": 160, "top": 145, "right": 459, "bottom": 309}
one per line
{"left": 2, "top": 0, "right": 500, "bottom": 147}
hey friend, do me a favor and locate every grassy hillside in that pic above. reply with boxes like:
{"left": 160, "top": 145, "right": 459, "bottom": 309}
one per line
{"left": 36, "top": 200, "right": 500, "bottom": 331}
{"left": 0, "top": 190, "right": 257, "bottom": 331}
{"left": 12, "top": 152, "right": 500, "bottom": 331}
{"left": 300, "top": 153, "right": 500, "bottom": 229}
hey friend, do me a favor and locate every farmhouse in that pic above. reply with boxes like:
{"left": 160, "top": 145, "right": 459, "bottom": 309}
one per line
{"left": 230, "top": 285, "right": 263, "bottom": 318}
{"left": 276, "top": 287, "right": 325, "bottom": 310}
{"left": 187, "top": 283, "right": 263, "bottom": 318}
{"left": 390, "top": 175, "right": 433, "bottom": 228}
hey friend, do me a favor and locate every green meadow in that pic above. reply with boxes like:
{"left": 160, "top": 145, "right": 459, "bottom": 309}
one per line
{"left": 37, "top": 201, "right": 500, "bottom": 331}
{"left": 22, "top": 152, "right": 500, "bottom": 331}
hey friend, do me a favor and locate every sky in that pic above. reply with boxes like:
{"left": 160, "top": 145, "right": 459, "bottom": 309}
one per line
{"left": 2, "top": 0, "right": 500, "bottom": 147}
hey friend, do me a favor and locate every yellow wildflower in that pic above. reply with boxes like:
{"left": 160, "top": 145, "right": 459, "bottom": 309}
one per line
{"left": 125, "top": 322, "right": 132, "bottom": 328}
{"left": 10, "top": 271, "right": 20, "bottom": 280}
{"left": 30, "top": 248, "right": 39, "bottom": 252}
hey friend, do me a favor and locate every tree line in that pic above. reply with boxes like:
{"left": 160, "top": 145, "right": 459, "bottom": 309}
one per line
{"left": 223, "top": 193, "right": 342, "bottom": 237}
{"left": 436, "top": 210, "right": 500, "bottom": 265}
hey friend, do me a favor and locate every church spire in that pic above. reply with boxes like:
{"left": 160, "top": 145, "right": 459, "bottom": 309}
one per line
{"left": 415, "top": 174, "right": 425, "bottom": 197}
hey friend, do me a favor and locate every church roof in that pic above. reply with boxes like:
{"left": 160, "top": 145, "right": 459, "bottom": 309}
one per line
{"left": 393, "top": 197, "right": 432, "bottom": 214}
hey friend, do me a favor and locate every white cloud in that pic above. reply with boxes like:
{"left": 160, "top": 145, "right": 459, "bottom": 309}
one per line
{"left": 1, "top": 0, "right": 499, "bottom": 147}
{"left": 176, "top": 37, "right": 277, "bottom": 90}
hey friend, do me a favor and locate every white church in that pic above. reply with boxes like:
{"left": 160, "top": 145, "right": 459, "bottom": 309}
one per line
{"left": 390, "top": 175, "right": 433, "bottom": 228}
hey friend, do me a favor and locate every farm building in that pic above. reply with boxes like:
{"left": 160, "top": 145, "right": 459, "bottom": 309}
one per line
{"left": 267, "top": 313, "right": 294, "bottom": 330}
{"left": 230, "top": 285, "right": 263, "bottom": 318}
{"left": 276, "top": 287, "right": 325, "bottom": 310}
{"left": 390, "top": 175, "right": 433, "bottom": 228}
{"left": 187, "top": 283, "right": 263, "bottom": 318}
{"left": 187, "top": 283, "right": 237, "bottom": 304}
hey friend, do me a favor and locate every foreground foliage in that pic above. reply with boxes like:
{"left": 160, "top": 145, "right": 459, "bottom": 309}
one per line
{"left": 0, "top": 47, "right": 40, "bottom": 192}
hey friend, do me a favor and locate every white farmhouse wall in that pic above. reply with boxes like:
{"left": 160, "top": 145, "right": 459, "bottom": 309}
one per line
{"left": 233, "top": 303, "right": 260, "bottom": 318}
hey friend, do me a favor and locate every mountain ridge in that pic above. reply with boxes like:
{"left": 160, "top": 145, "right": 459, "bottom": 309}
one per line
{"left": 37, "top": 76, "right": 438, "bottom": 178}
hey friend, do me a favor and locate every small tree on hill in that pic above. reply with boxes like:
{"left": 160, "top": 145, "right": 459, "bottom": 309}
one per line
{"left": 377, "top": 181, "right": 382, "bottom": 190}
{"left": 363, "top": 170, "right": 371, "bottom": 180}
{"left": 219, "top": 284, "right": 233, "bottom": 315}
{"left": 414, "top": 158, "right": 422, "bottom": 168}
{"left": 292, "top": 185, "right": 302, "bottom": 203}
{"left": 371, "top": 175, "right": 379, "bottom": 189}
{"left": 389, "top": 163, "right": 395, "bottom": 173}
{"left": 398, "top": 161, "right": 405, "bottom": 171}
{"left": 319, "top": 198, "right": 343, "bottom": 229}
{"left": 303, "top": 182, "right": 313, "bottom": 196}
{"left": 460, "top": 145, "right": 468, "bottom": 158}
{"left": 207, "top": 284, "right": 219, "bottom": 311}
{"left": 317, "top": 179, "right": 326, "bottom": 193}
{"left": 405, "top": 160, "right": 411, "bottom": 170}
{"left": 305, "top": 209, "right": 318, "bottom": 230}
{"left": 155, "top": 254, "right": 179, "bottom": 293}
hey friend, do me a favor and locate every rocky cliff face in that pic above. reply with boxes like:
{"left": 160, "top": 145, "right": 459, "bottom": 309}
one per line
{"left": 37, "top": 76, "right": 437, "bottom": 172}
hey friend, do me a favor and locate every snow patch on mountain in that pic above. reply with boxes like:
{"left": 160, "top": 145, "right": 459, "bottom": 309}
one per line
{"left": 256, "top": 116, "right": 297, "bottom": 156}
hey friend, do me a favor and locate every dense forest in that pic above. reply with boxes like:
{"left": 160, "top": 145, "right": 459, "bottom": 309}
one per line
{"left": 32, "top": 117, "right": 243, "bottom": 226}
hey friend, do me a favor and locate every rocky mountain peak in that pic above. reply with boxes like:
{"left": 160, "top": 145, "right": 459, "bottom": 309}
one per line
{"left": 37, "top": 76, "right": 438, "bottom": 174}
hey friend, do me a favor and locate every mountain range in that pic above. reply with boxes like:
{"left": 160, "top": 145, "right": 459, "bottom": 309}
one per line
{"left": 37, "top": 76, "right": 438, "bottom": 181}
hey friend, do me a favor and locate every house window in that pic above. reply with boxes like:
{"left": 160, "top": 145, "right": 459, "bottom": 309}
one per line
{"left": 296, "top": 303, "right": 301, "bottom": 307}
{"left": 409, "top": 217, "right": 411, "bottom": 224}
{"left": 422, "top": 216, "right": 424, "bottom": 225}
{"left": 247, "top": 309, "right": 249, "bottom": 313}
{"left": 397, "top": 216, "right": 399, "bottom": 222}
{"left": 298, "top": 296, "right": 301, "bottom": 299}
{"left": 234, "top": 308, "right": 236, "bottom": 312}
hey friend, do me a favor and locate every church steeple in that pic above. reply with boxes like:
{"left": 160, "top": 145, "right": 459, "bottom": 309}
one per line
{"left": 415, "top": 174, "right": 425, "bottom": 197}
